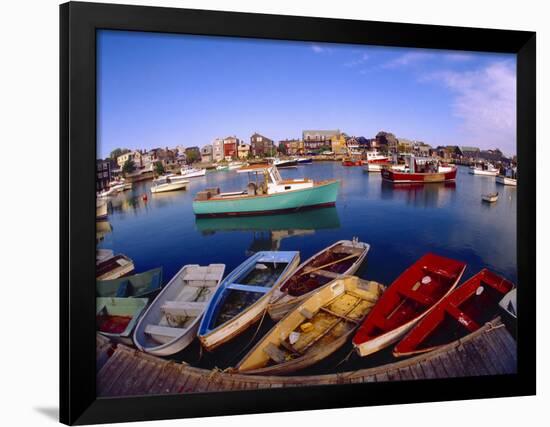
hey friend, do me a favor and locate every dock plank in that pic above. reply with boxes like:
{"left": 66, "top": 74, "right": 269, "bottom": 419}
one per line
{"left": 96, "top": 320, "right": 517, "bottom": 396}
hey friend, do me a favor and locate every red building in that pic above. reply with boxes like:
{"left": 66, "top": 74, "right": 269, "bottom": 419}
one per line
{"left": 223, "top": 136, "right": 239, "bottom": 159}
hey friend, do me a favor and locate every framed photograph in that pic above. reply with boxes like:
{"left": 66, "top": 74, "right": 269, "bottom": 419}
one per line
{"left": 60, "top": 1, "right": 536, "bottom": 425}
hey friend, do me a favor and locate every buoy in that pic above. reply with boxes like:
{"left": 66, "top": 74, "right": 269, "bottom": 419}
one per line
{"left": 142, "top": 194, "right": 148, "bottom": 201}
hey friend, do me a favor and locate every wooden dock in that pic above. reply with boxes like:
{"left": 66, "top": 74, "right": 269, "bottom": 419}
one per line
{"left": 97, "top": 318, "right": 516, "bottom": 397}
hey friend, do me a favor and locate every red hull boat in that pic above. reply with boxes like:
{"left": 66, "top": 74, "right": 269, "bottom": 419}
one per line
{"left": 352, "top": 253, "right": 466, "bottom": 357}
{"left": 382, "top": 167, "right": 457, "bottom": 184}
{"left": 342, "top": 159, "right": 362, "bottom": 166}
{"left": 393, "top": 269, "right": 514, "bottom": 357}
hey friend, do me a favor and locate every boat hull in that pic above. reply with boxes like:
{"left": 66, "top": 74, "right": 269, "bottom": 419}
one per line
{"left": 198, "top": 252, "right": 300, "bottom": 351}
{"left": 381, "top": 168, "right": 457, "bottom": 184}
{"left": 151, "top": 182, "right": 187, "bottom": 193}
{"left": 469, "top": 169, "right": 498, "bottom": 176}
{"left": 496, "top": 176, "right": 517, "bottom": 186}
{"left": 237, "top": 277, "right": 384, "bottom": 375}
{"left": 193, "top": 180, "right": 339, "bottom": 217}
{"left": 267, "top": 240, "right": 370, "bottom": 321}
{"left": 353, "top": 253, "right": 466, "bottom": 357}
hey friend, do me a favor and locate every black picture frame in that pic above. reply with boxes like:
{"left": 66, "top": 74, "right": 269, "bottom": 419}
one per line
{"left": 60, "top": 1, "right": 536, "bottom": 425}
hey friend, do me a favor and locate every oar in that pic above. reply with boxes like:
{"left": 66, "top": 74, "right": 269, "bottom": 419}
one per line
{"left": 299, "top": 253, "right": 358, "bottom": 277}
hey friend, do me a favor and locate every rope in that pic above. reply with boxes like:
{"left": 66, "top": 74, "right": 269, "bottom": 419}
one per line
{"left": 229, "top": 308, "right": 269, "bottom": 365}
{"left": 333, "top": 346, "right": 356, "bottom": 369}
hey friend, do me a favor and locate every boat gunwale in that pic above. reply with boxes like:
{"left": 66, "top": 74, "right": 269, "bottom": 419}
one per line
{"left": 133, "top": 263, "right": 225, "bottom": 354}
{"left": 198, "top": 252, "right": 301, "bottom": 349}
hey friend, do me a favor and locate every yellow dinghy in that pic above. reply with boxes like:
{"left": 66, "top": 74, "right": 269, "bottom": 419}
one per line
{"left": 236, "top": 276, "right": 384, "bottom": 375}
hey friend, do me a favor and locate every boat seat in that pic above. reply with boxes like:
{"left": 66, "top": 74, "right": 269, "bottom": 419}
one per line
{"left": 333, "top": 246, "right": 362, "bottom": 255}
{"left": 445, "top": 304, "right": 480, "bottom": 332}
{"left": 145, "top": 324, "right": 182, "bottom": 338}
{"left": 226, "top": 283, "right": 270, "bottom": 293}
{"left": 182, "top": 271, "right": 220, "bottom": 287}
{"left": 313, "top": 269, "right": 340, "bottom": 279}
{"left": 398, "top": 288, "right": 435, "bottom": 306}
{"left": 161, "top": 301, "right": 205, "bottom": 317}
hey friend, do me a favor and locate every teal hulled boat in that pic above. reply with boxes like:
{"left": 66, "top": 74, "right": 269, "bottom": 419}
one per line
{"left": 96, "top": 267, "right": 163, "bottom": 298}
{"left": 96, "top": 297, "right": 148, "bottom": 345}
{"left": 192, "top": 164, "right": 339, "bottom": 217}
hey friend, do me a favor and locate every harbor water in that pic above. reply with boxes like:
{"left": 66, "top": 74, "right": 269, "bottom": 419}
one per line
{"left": 98, "top": 162, "right": 517, "bottom": 373}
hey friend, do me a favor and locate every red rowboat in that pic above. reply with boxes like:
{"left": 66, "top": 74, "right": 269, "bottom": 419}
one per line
{"left": 352, "top": 253, "right": 466, "bottom": 357}
{"left": 381, "top": 166, "right": 457, "bottom": 184}
{"left": 393, "top": 269, "right": 514, "bottom": 357}
{"left": 342, "top": 159, "right": 362, "bottom": 166}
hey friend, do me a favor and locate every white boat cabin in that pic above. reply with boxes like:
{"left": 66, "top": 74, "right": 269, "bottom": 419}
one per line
{"left": 237, "top": 164, "right": 314, "bottom": 196}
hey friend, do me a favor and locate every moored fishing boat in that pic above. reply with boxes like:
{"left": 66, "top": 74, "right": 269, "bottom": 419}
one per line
{"left": 268, "top": 239, "right": 370, "bottom": 321}
{"left": 342, "top": 158, "right": 362, "bottom": 166}
{"left": 296, "top": 157, "right": 312, "bottom": 164}
{"left": 381, "top": 155, "right": 457, "bottom": 184}
{"left": 469, "top": 162, "right": 498, "bottom": 177}
{"left": 496, "top": 175, "right": 517, "bottom": 186}
{"left": 393, "top": 269, "right": 514, "bottom": 357}
{"left": 96, "top": 253, "right": 135, "bottom": 280}
{"left": 482, "top": 192, "right": 499, "bottom": 203}
{"left": 96, "top": 297, "right": 148, "bottom": 345}
{"left": 151, "top": 174, "right": 188, "bottom": 193}
{"left": 237, "top": 276, "right": 384, "bottom": 375}
{"left": 180, "top": 166, "right": 206, "bottom": 178}
{"left": 133, "top": 264, "right": 225, "bottom": 355}
{"left": 352, "top": 253, "right": 466, "bottom": 357}
{"left": 198, "top": 251, "right": 300, "bottom": 351}
{"left": 96, "top": 267, "right": 163, "bottom": 298}
{"left": 364, "top": 150, "right": 390, "bottom": 165}
{"left": 227, "top": 161, "right": 247, "bottom": 170}
{"left": 192, "top": 164, "right": 340, "bottom": 217}
{"left": 272, "top": 158, "right": 298, "bottom": 168}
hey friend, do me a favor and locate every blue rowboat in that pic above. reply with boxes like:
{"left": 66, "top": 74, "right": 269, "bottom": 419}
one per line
{"left": 198, "top": 251, "right": 300, "bottom": 351}
{"left": 96, "top": 267, "right": 163, "bottom": 298}
{"left": 192, "top": 164, "right": 339, "bottom": 217}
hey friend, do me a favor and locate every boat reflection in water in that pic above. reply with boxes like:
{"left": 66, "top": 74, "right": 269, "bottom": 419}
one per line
{"left": 380, "top": 181, "right": 457, "bottom": 208}
{"left": 96, "top": 220, "right": 112, "bottom": 243}
{"left": 195, "top": 207, "right": 341, "bottom": 252}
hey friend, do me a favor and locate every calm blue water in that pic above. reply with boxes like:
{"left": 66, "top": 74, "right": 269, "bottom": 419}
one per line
{"left": 97, "top": 162, "right": 516, "bottom": 372}
{"left": 99, "top": 163, "right": 517, "bottom": 286}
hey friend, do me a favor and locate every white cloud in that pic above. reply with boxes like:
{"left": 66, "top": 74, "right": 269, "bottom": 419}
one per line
{"left": 311, "top": 44, "right": 332, "bottom": 54}
{"left": 382, "top": 51, "right": 434, "bottom": 68}
{"left": 344, "top": 53, "right": 370, "bottom": 68}
{"left": 423, "top": 61, "right": 516, "bottom": 154}
{"left": 443, "top": 52, "right": 474, "bottom": 62}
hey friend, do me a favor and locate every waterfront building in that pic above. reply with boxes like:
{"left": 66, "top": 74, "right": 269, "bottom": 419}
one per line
{"left": 223, "top": 136, "right": 240, "bottom": 160}
{"left": 460, "top": 146, "right": 481, "bottom": 161}
{"left": 250, "top": 133, "right": 274, "bottom": 157}
{"left": 331, "top": 133, "right": 348, "bottom": 155}
{"left": 116, "top": 150, "right": 142, "bottom": 168}
{"left": 374, "top": 131, "right": 399, "bottom": 152}
{"left": 279, "top": 139, "right": 304, "bottom": 155}
{"left": 302, "top": 129, "right": 340, "bottom": 153}
{"left": 96, "top": 159, "right": 114, "bottom": 191}
{"left": 212, "top": 138, "right": 224, "bottom": 162}
{"left": 201, "top": 145, "right": 213, "bottom": 163}
{"left": 237, "top": 142, "right": 250, "bottom": 159}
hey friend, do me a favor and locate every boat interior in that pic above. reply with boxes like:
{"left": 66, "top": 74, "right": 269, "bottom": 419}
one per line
{"left": 281, "top": 243, "right": 365, "bottom": 297}
{"left": 209, "top": 261, "right": 290, "bottom": 329}
{"left": 251, "top": 280, "right": 382, "bottom": 370}
{"left": 141, "top": 265, "right": 225, "bottom": 346}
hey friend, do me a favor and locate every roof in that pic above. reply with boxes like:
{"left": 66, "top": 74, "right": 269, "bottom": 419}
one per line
{"left": 302, "top": 129, "right": 340, "bottom": 136}
{"left": 460, "top": 146, "right": 480, "bottom": 152}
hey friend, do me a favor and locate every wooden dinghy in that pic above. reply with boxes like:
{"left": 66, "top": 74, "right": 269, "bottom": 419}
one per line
{"left": 96, "top": 267, "right": 163, "bottom": 298}
{"left": 267, "top": 239, "right": 370, "bottom": 321}
{"left": 198, "top": 251, "right": 300, "bottom": 351}
{"left": 353, "top": 253, "right": 466, "bottom": 357}
{"left": 96, "top": 297, "right": 148, "bottom": 345}
{"left": 96, "top": 254, "right": 135, "bottom": 280}
{"left": 236, "top": 276, "right": 384, "bottom": 375}
{"left": 482, "top": 192, "right": 499, "bottom": 203}
{"left": 133, "top": 264, "right": 225, "bottom": 356}
{"left": 393, "top": 269, "right": 514, "bottom": 357}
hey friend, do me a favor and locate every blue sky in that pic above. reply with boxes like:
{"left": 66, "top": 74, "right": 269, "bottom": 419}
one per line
{"left": 97, "top": 30, "right": 516, "bottom": 158}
